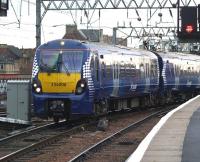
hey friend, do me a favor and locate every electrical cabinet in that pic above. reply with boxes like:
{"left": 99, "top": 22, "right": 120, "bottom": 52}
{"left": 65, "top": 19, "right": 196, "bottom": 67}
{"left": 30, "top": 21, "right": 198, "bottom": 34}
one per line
{"left": 7, "top": 80, "right": 30, "bottom": 122}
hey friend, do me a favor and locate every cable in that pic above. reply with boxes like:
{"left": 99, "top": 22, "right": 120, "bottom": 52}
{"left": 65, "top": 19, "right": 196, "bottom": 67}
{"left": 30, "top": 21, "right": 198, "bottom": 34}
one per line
{"left": 10, "top": 0, "right": 21, "bottom": 27}
{"left": 41, "top": 24, "right": 46, "bottom": 43}
{"left": 19, "top": 0, "right": 23, "bottom": 28}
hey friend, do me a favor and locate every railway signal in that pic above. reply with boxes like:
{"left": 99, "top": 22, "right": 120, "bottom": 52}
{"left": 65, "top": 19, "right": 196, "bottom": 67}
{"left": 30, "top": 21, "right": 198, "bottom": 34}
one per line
{"left": 185, "top": 25, "right": 194, "bottom": 33}
{"left": 181, "top": 7, "right": 197, "bottom": 33}
{"left": 178, "top": 6, "right": 200, "bottom": 41}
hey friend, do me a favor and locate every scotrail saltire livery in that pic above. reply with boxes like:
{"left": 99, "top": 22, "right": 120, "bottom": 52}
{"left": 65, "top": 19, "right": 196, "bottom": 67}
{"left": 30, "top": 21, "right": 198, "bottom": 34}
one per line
{"left": 32, "top": 39, "right": 200, "bottom": 122}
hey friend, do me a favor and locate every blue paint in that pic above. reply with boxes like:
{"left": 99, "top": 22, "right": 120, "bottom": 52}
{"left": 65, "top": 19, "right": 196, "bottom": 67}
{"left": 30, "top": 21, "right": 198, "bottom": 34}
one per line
{"left": 32, "top": 39, "right": 200, "bottom": 119}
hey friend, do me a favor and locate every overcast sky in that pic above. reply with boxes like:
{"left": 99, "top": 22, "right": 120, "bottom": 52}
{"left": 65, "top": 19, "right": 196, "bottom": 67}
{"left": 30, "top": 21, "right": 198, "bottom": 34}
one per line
{"left": 0, "top": 0, "right": 178, "bottom": 49}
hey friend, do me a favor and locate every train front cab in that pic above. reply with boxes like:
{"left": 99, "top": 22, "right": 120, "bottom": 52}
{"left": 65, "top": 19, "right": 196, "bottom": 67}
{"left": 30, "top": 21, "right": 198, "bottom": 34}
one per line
{"left": 32, "top": 40, "right": 93, "bottom": 122}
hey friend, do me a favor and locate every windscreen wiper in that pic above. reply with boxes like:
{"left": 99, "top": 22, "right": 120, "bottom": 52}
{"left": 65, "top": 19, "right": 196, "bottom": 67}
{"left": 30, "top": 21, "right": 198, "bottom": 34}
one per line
{"left": 62, "top": 62, "right": 70, "bottom": 75}
{"left": 57, "top": 54, "right": 70, "bottom": 75}
{"left": 40, "top": 63, "right": 57, "bottom": 73}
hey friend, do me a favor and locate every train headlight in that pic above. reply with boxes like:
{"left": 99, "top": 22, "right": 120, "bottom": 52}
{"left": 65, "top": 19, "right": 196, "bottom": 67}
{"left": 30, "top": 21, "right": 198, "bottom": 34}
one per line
{"left": 75, "top": 79, "right": 87, "bottom": 95}
{"left": 35, "top": 87, "right": 41, "bottom": 93}
{"left": 80, "top": 83, "right": 85, "bottom": 88}
{"left": 33, "top": 83, "right": 37, "bottom": 88}
{"left": 32, "top": 79, "right": 42, "bottom": 94}
{"left": 76, "top": 87, "right": 84, "bottom": 94}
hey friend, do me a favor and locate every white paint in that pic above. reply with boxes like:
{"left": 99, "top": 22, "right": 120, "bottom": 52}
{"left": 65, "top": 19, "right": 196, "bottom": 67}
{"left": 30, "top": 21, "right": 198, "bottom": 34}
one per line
{"left": 130, "top": 83, "right": 137, "bottom": 91}
{"left": 126, "top": 95, "right": 200, "bottom": 162}
{"left": 175, "top": 76, "right": 179, "bottom": 89}
{"left": 0, "top": 117, "right": 31, "bottom": 125}
{"left": 0, "top": 80, "right": 30, "bottom": 94}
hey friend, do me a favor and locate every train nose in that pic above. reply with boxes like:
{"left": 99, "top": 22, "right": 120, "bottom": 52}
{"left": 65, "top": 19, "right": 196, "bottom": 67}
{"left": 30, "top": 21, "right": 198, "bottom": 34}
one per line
{"left": 38, "top": 72, "right": 81, "bottom": 93}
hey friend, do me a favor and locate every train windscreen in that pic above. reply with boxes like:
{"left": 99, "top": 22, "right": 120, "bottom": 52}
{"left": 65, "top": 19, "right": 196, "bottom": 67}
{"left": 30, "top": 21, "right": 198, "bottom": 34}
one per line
{"left": 39, "top": 50, "right": 83, "bottom": 73}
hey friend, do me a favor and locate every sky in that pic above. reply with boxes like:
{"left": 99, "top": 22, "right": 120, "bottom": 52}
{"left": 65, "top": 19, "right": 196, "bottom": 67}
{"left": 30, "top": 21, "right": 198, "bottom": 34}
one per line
{"left": 0, "top": 0, "right": 178, "bottom": 49}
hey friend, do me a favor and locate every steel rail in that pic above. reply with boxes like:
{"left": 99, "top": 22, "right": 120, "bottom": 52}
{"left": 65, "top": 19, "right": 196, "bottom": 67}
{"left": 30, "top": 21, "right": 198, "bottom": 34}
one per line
{"left": 0, "top": 106, "right": 175, "bottom": 162}
{"left": 0, "top": 121, "right": 59, "bottom": 144}
{"left": 68, "top": 109, "right": 167, "bottom": 162}
{"left": 0, "top": 125, "right": 84, "bottom": 162}
{"left": 0, "top": 119, "right": 95, "bottom": 162}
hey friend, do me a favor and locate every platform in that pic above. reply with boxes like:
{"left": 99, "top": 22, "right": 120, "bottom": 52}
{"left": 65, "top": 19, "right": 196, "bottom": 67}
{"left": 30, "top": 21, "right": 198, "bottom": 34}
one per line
{"left": 126, "top": 95, "right": 200, "bottom": 162}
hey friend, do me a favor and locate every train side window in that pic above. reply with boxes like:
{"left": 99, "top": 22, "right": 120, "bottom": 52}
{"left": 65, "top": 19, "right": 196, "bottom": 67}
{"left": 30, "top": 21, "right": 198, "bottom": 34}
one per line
{"left": 139, "top": 63, "right": 144, "bottom": 78}
{"left": 95, "top": 56, "right": 99, "bottom": 81}
{"left": 120, "top": 61, "right": 125, "bottom": 75}
{"left": 166, "top": 62, "right": 174, "bottom": 78}
{"left": 124, "top": 63, "right": 127, "bottom": 76}
{"left": 171, "top": 63, "right": 174, "bottom": 77}
{"left": 102, "top": 61, "right": 106, "bottom": 78}
{"left": 146, "top": 63, "right": 150, "bottom": 77}
{"left": 127, "top": 63, "right": 132, "bottom": 76}
{"left": 174, "top": 64, "right": 180, "bottom": 76}
{"left": 178, "top": 66, "right": 180, "bottom": 76}
{"left": 106, "top": 63, "right": 111, "bottom": 79}
{"left": 132, "top": 64, "right": 136, "bottom": 77}
{"left": 188, "top": 67, "right": 190, "bottom": 76}
{"left": 180, "top": 69, "right": 183, "bottom": 76}
{"left": 150, "top": 63, "right": 156, "bottom": 77}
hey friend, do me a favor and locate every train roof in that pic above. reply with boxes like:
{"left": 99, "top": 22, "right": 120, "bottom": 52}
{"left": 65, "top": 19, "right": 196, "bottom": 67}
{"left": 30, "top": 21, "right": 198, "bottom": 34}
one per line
{"left": 84, "top": 41, "right": 157, "bottom": 59}
{"left": 158, "top": 51, "right": 200, "bottom": 62}
{"left": 38, "top": 39, "right": 200, "bottom": 62}
{"left": 38, "top": 39, "right": 158, "bottom": 59}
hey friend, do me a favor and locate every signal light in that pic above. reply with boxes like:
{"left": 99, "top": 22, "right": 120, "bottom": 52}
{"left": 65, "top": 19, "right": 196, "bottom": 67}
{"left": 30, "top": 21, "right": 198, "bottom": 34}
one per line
{"left": 181, "top": 7, "right": 197, "bottom": 33}
{"left": 178, "top": 6, "right": 200, "bottom": 41}
{"left": 185, "top": 25, "right": 194, "bottom": 33}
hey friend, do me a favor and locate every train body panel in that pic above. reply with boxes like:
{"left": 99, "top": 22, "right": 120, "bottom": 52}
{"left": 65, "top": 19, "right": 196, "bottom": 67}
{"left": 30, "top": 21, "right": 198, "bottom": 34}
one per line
{"left": 88, "top": 44, "right": 160, "bottom": 99}
{"left": 33, "top": 92, "right": 93, "bottom": 118}
{"left": 159, "top": 52, "right": 200, "bottom": 93}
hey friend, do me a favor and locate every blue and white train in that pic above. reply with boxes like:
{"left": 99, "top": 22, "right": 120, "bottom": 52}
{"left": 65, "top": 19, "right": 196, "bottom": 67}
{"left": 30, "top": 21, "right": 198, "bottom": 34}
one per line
{"left": 31, "top": 39, "right": 200, "bottom": 121}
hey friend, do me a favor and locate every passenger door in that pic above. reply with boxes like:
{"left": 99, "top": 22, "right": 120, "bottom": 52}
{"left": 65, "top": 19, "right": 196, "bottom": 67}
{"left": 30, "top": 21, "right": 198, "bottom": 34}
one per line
{"left": 93, "top": 53, "right": 101, "bottom": 90}
{"left": 100, "top": 54, "right": 106, "bottom": 89}
{"left": 111, "top": 58, "right": 120, "bottom": 97}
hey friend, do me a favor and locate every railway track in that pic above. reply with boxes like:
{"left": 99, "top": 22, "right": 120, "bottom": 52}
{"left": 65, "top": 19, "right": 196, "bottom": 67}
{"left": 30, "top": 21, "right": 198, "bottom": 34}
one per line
{"left": 68, "top": 109, "right": 168, "bottom": 162}
{"left": 0, "top": 119, "right": 90, "bottom": 162}
{"left": 0, "top": 104, "right": 178, "bottom": 162}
